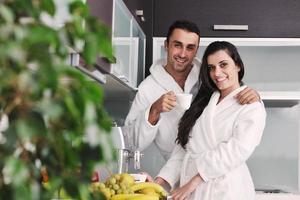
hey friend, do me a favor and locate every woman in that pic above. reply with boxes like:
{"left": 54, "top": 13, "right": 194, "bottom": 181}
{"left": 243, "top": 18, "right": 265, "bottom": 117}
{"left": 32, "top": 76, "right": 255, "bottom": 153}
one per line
{"left": 156, "top": 41, "right": 266, "bottom": 200}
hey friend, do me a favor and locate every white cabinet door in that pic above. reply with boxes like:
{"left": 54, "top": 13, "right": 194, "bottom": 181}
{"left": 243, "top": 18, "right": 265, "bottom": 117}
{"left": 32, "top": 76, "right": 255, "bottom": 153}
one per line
{"left": 112, "top": 0, "right": 145, "bottom": 88}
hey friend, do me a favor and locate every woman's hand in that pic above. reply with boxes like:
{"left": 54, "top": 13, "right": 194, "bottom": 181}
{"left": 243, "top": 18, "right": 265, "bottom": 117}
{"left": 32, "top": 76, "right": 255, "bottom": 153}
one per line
{"left": 171, "top": 174, "right": 203, "bottom": 200}
{"left": 140, "top": 172, "right": 154, "bottom": 182}
{"left": 140, "top": 173, "right": 172, "bottom": 191}
{"left": 154, "top": 177, "right": 169, "bottom": 187}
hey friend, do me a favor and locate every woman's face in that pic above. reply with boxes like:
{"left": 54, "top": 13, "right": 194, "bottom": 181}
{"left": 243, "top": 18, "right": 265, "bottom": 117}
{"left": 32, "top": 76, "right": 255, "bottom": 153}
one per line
{"left": 207, "top": 50, "right": 241, "bottom": 96}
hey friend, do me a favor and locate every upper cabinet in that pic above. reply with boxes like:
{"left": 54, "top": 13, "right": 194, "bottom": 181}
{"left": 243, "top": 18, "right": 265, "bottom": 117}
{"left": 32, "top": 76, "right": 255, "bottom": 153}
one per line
{"left": 86, "top": 0, "right": 145, "bottom": 89}
{"left": 86, "top": 0, "right": 113, "bottom": 73}
{"left": 86, "top": 0, "right": 112, "bottom": 28}
{"left": 112, "top": 0, "right": 146, "bottom": 88}
{"left": 153, "top": 0, "right": 300, "bottom": 37}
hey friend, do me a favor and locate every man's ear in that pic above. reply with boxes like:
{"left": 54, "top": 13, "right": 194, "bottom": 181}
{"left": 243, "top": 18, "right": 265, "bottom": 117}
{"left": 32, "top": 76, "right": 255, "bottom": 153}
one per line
{"left": 164, "top": 40, "right": 168, "bottom": 50}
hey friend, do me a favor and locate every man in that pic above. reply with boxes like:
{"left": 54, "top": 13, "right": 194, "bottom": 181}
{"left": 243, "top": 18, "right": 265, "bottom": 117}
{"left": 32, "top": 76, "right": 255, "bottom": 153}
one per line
{"left": 124, "top": 20, "right": 259, "bottom": 161}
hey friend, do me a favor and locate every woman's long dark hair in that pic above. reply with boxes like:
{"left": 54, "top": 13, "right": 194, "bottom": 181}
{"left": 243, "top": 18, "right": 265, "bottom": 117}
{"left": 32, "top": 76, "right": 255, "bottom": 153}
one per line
{"left": 176, "top": 41, "right": 245, "bottom": 148}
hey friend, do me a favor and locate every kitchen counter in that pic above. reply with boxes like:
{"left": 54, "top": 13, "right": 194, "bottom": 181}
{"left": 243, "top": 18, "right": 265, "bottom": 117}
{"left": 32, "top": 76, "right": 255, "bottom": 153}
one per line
{"left": 256, "top": 193, "right": 300, "bottom": 200}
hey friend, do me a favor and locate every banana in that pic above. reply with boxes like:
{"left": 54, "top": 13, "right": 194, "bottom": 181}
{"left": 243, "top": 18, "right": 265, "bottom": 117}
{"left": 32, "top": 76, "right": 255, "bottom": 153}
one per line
{"left": 130, "top": 182, "right": 167, "bottom": 197}
{"left": 111, "top": 193, "right": 143, "bottom": 200}
{"left": 120, "top": 173, "right": 135, "bottom": 186}
{"left": 130, "top": 194, "right": 159, "bottom": 200}
{"left": 138, "top": 188, "right": 159, "bottom": 197}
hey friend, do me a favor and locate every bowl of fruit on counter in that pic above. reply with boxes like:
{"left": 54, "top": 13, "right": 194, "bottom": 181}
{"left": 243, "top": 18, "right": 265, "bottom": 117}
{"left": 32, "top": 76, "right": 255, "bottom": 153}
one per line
{"left": 90, "top": 173, "right": 168, "bottom": 200}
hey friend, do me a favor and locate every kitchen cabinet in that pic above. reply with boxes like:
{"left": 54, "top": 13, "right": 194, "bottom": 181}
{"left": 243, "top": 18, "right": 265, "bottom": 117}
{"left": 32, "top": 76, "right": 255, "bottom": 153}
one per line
{"left": 111, "top": 0, "right": 146, "bottom": 88}
{"left": 87, "top": 0, "right": 112, "bottom": 27}
{"left": 153, "top": 0, "right": 300, "bottom": 38}
{"left": 86, "top": 0, "right": 113, "bottom": 73}
{"left": 122, "top": 0, "right": 154, "bottom": 77}
{"left": 152, "top": 37, "right": 300, "bottom": 195}
{"left": 41, "top": 0, "right": 111, "bottom": 83}
{"left": 81, "top": 0, "right": 146, "bottom": 124}
{"left": 102, "top": 0, "right": 145, "bottom": 125}
{"left": 86, "top": 0, "right": 146, "bottom": 89}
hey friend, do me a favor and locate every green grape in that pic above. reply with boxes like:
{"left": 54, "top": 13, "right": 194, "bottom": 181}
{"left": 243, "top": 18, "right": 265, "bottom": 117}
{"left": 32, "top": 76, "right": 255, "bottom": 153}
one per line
{"left": 114, "top": 174, "right": 121, "bottom": 181}
{"left": 109, "top": 177, "right": 116, "bottom": 185}
{"left": 99, "top": 183, "right": 106, "bottom": 189}
{"left": 120, "top": 183, "right": 126, "bottom": 190}
{"left": 108, "top": 184, "right": 114, "bottom": 189}
{"left": 100, "top": 188, "right": 111, "bottom": 199}
{"left": 113, "top": 184, "right": 120, "bottom": 191}
{"left": 117, "top": 189, "right": 123, "bottom": 194}
{"left": 110, "top": 189, "right": 115, "bottom": 195}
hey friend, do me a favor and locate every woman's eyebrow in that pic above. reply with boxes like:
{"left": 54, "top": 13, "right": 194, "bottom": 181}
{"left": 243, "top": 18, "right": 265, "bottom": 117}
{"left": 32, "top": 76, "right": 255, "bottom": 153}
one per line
{"left": 208, "top": 60, "right": 228, "bottom": 66}
{"left": 218, "top": 60, "right": 228, "bottom": 64}
{"left": 219, "top": 60, "right": 229, "bottom": 64}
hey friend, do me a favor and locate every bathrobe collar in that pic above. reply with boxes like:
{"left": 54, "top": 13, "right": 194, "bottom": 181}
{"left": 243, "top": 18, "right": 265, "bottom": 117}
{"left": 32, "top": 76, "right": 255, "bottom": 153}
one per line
{"left": 149, "top": 58, "right": 201, "bottom": 94}
{"left": 203, "top": 85, "right": 247, "bottom": 147}
{"left": 213, "top": 85, "right": 247, "bottom": 115}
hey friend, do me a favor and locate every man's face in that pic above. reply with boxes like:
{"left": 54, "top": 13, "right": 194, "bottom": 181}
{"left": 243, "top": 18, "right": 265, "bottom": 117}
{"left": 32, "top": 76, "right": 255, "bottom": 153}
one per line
{"left": 165, "top": 28, "right": 199, "bottom": 73}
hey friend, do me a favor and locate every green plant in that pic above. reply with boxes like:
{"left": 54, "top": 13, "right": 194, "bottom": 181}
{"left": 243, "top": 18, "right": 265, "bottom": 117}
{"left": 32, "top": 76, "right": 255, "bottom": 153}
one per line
{"left": 0, "top": 0, "right": 114, "bottom": 199}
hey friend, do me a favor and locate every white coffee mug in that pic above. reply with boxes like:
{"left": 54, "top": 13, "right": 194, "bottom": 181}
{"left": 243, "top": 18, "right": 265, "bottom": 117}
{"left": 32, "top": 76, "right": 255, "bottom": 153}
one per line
{"left": 176, "top": 93, "right": 192, "bottom": 110}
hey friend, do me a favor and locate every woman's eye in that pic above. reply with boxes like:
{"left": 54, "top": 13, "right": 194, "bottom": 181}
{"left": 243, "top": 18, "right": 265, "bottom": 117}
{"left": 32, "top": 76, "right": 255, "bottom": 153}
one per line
{"left": 220, "top": 63, "right": 227, "bottom": 68}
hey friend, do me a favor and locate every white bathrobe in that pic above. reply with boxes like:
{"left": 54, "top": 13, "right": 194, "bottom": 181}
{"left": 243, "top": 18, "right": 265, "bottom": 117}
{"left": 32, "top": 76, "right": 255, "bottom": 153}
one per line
{"left": 158, "top": 86, "right": 266, "bottom": 199}
{"left": 124, "top": 58, "right": 201, "bottom": 160}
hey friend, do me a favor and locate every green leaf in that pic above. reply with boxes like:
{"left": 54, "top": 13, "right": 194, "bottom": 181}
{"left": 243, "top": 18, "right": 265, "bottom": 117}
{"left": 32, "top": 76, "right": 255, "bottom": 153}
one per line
{"left": 3, "top": 157, "right": 30, "bottom": 187}
{"left": 79, "top": 184, "right": 93, "bottom": 200}
{"left": 82, "top": 34, "right": 98, "bottom": 64}
{"left": 6, "top": 41, "right": 26, "bottom": 64}
{"left": 84, "top": 81, "right": 104, "bottom": 103}
{"left": 0, "top": 0, "right": 115, "bottom": 198}
{"left": 99, "top": 115, "right": 112, "bottom": 132}
{"left": 16, "top": 111, "right": 47, "bottom": 140}
{"left": 64, "top": 95, "right": 81, "bottom": 120}
{"left": 69, "top": 1, "right": 89, "bottom": 18}
{"left": 41, "top": 0, "right": 56, "bottom": 16}
{"left": 38, "top": 98, "right": 64, "bottom": 121}
{"left": 11, "top": 0, "right": 38, "bottom": 19}
{"left": 37, "top": 64, "right": 59, "bottom": 92}
{"left": 0, "top": 4, "right": 14, "bottom": 23}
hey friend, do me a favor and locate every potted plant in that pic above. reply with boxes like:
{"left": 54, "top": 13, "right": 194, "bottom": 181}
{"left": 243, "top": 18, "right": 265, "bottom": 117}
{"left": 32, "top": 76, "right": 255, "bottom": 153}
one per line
{"left": 0, "top": 0, "right": 114, "bottom": 199}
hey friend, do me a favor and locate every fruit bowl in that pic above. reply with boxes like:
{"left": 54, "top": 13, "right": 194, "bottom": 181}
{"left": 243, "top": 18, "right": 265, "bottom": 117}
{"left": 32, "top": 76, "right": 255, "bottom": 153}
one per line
{"left": 90, "top": 173, "right": 168, "bottom": 200}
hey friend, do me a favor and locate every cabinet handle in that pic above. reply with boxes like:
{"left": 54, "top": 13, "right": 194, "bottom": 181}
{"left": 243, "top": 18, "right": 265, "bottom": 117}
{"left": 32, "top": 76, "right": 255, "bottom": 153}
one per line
{"left": 213, "top": 25, "right": 248, "bottom": 31}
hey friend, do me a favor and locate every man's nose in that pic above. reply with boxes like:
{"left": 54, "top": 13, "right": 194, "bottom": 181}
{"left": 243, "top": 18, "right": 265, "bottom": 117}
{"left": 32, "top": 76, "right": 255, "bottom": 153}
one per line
{"left": 178, "top": 48, "right": 187, "bottom": 58}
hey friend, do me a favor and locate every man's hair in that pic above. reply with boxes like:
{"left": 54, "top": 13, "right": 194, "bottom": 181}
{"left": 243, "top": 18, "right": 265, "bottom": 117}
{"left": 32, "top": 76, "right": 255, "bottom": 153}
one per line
{"left": 166, "top": 20, "right": 200, "bottom": 43}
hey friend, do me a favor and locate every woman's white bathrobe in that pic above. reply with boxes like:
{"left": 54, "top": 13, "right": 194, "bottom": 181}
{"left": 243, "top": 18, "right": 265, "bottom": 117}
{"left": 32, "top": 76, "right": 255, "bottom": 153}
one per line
{"left": 124, "top": 58, "right": 201, "bottom": 160}
{"left": 158, "top": 86, "right": 266, "bottom": 199}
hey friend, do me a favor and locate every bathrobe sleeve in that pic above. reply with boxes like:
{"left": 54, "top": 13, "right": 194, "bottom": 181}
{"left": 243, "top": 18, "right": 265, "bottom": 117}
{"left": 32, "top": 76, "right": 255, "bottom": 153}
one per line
{"left": 195, "top": 102, "right": 266, "bottom": 182}
{"left": 157, "top": 144, "right": 185, "bottom": 188}
{"left": 124, "top": 85, "right": 161, "bottom": 151}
